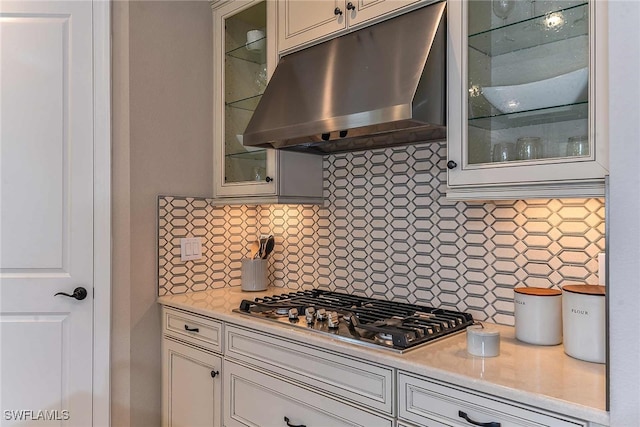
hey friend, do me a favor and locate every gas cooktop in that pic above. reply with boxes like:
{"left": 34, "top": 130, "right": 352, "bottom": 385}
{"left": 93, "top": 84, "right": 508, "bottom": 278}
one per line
{"left": 234, "top": 289, "right": 474, "bottom": 353}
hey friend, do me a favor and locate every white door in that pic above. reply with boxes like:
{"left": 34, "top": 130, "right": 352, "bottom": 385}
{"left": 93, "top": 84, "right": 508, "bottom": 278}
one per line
{"left": 0, "top": 1, "right": 94, "bottom": 426}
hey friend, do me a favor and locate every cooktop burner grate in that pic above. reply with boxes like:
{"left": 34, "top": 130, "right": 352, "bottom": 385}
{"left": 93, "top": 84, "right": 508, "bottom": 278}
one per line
{"left": 235, "top": 289, "right": 474, "bottom": 353}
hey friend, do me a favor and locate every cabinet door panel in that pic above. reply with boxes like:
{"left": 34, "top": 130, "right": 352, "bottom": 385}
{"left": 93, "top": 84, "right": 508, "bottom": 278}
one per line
{"left": 278, "top": 0, "right": 346, "bottom": 52}
{"left": 348, "top": 0, "right": 423, "bottom": 26}
{"left": 398, "top": 372, "right": 587, "bottom": 427}
{"left": 213, "top": 0, "right": 277, "bottom": 197}
{"left": 446, "top": 0, "right": 609, "bottom": 199}
{"left": 223, "top": 360, "right": 393, "bottom": 427}
{"left": 162, "top": 339, "right": 222, "bottom": 427}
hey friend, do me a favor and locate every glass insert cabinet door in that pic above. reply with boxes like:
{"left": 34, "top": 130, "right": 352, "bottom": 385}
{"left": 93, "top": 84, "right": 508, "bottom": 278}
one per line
{"left": 467, "top": 1, "right": 589, "bottom": 165}
{"left": 213, "top": 0, "right": 276, "bottom": 198}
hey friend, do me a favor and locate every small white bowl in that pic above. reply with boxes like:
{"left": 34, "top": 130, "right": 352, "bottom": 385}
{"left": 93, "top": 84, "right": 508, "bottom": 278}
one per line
{"left": 482, "top": 67, "right": 588, "bottom": 114}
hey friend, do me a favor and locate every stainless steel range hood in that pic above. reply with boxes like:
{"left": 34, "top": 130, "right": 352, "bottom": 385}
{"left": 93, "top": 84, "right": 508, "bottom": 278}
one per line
{"left": 242, "top": 1, "right": 446, "bottom": 155}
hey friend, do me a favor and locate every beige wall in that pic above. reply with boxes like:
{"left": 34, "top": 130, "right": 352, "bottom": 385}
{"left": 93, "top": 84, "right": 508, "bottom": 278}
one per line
{"left": 112, "top": 1, "right": 213, "bottom": 425}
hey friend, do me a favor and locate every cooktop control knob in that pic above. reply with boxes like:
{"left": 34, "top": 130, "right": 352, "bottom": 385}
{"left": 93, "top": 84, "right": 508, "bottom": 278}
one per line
{"left": 327, "top": 311, "right": 340, "bottom": 329}
{"left": 316, "top": 308, "right": 327, "bottom": 321}
{"left": 305, "top": 307, "right": 316, "bottom": 324}
{"left": 288, "top": 308, "right": 299, "bottom": 321}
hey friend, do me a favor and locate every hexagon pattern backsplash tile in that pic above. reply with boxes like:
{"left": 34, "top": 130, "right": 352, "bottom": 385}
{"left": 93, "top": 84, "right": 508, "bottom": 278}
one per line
{"left": 158, "top": 142, "right": 605, "bottom": 325}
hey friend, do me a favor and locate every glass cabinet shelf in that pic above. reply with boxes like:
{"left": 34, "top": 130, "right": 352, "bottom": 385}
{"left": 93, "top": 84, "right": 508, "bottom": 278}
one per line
{"left": 226, "top": 37, "right": 266, "bottom": 63}
{"left": 225, "top": 148, "right": 267, "bottom": 160}
{"left": 469, "top": 102, "right": 588, "bottom": 130}
{"left": 469, "top": 3, "right": 588, "bottom": 57}
{"left": 225, "top": 93, "right": 262, "bottom": 111}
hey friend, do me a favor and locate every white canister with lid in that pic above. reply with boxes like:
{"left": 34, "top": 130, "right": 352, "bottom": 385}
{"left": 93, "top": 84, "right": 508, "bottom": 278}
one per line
{"left": 514, "top": 287, "right": 563, "bottom": 345}
{"left": 562, "top": 284, "right": 606, "bottom": 364}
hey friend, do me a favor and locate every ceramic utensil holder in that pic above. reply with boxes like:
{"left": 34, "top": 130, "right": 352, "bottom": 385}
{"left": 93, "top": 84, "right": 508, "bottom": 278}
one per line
{"left": 514, "top": 287, "right": 563, "bottom": 345}
{"left": 241, "top": 259, "right": 268, "bottom": 292}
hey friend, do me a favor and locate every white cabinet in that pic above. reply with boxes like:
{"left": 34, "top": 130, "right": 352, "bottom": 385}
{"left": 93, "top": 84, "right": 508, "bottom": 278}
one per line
{"left": 212, "top": 0, "right": 323, "bottom": 204}
{"left": 447, "top": 0, "right": 609, "bottom": 200}
{"left": 162, "top": 339, "right": 222, "bottom": 427}
{"left": 162, "top": 307, "right": 223, "bottom": 427}
{"left": 398, "top": 372, "right": 588, "bottom": 427}
{"left": 223, "top": 359, "right": 393, "bottom": 427}
{"left": 278, "top": 0, "right": 426, "bottom": 54}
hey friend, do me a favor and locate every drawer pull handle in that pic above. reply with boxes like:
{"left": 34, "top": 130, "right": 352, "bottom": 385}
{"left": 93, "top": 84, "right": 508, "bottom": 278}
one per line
{"left": 458, "top": 410, "right": 501, "bottom": 427}
{"left": 184, "top": 325, "right": 199, "bottom": 333}
{"left": 210, "top": 370, "right": 219, "bottom": 378}
{"left": 284, "top": 416, "right": 306, "bottom": 427}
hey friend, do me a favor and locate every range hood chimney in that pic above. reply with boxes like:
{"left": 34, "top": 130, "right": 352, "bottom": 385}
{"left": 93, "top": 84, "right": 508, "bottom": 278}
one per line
{"left": 242, "top": 1, "right": 447, "bottom": 155}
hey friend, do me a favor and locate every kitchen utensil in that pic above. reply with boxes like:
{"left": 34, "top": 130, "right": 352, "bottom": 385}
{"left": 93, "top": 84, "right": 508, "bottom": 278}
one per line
{"left": 516, "top": 137, "right": 543, "bottom": 160}
{"left": 257, "top": 237, "right": 267, "bottom": 259}
{"left": 562, "top": 284, "right": 606, "bottom": 363}
{"left": 250, "top": 240, "right": 260, "bottom": 259}
{"left": 514, "top": 287, "right": 562, "bottom": 345}
{"left": 262, "top": 235, "right": 274, "bottom": 259}
{"left": 241, "top": 258, "right": 268, "bottom": 291}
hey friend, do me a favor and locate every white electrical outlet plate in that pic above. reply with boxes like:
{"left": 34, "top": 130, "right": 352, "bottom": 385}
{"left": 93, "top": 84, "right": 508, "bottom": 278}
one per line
{"left": 180, "top": 237, "right": 202, "bottom": 261}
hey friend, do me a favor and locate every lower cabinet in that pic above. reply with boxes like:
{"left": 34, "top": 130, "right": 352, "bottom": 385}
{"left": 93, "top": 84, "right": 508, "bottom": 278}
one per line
{"left": 162, "top": 338, "right": 222, "bottom": 427}
{"left": 223, "top": 359, "right": 393, "bottom": 427}
{"left": 159, "top": 306, "right": 597, "bottom": 427}
{"left": 398, "top": 372, "right": 588, "bottom": 427}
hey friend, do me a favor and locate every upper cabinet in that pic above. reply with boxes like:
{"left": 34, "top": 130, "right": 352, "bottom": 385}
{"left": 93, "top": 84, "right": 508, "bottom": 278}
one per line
{"left": 278, "top": 0, "right": 426, "bottom": 54}
{"left": 447, "top": 1, "right": 608, "bottom": 200}
{"left": 212, "top": 0, "right": 323, "bottom": 204}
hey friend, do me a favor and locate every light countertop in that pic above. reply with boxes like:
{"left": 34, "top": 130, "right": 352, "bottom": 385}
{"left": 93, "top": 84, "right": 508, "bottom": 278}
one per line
{"left": 158, "top": 287, "right": 609, "bottom": 426}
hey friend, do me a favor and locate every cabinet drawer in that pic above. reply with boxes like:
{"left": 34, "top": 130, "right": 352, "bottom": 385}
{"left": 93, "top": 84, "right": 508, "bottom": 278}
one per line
{"left": 163, "top": 307, "right": 223, "bottom": 353}
{"left": 398, "top": 372, "right": 587, "bottom": 427}
{"left": 223, "top": 359, "right": 392, "bottom": 427}
{"left": 225, "top": 324, "right": 394, "bottom": 415}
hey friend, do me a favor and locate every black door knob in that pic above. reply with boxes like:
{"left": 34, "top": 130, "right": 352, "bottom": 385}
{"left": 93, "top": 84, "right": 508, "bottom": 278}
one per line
{"left": 210, "top": 370, "right": 219, "bottom": 378}
{"left": 346, "top": 2, "right": 355, "bottom": 10}
{"left": 265, "top": 176, "right": 273, "bottom": 183}
{"left": 54, "top": 287, "right": 88, "bottom": 301}
{"left": 334, "top": 7, "right": 343, "bottom": 15}
{"left": 447, "top": 160, "right": 458, "bottom": 170}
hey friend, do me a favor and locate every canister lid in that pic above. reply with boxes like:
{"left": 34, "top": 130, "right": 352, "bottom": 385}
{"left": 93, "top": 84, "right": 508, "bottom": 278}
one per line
{"left": 466, "top": 324, "right": 500, "bottom": 337}
{"left": 562, "top": 284, "right": 606, "bottom": 296}
{"left": 514, "top": 287, "right": 561, "bottom": 296}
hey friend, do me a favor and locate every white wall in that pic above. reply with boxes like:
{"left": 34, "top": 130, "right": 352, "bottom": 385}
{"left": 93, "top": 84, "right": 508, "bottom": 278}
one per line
{"left": 111, "top": 1, "right": 213, "bottom": 425}
{"left": 608, "top": 0, "right": 640, "bottom": 424}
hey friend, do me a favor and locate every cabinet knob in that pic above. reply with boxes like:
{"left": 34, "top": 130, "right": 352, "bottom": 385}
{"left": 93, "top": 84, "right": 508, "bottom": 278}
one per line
{"left": 447, "top": 160, "right": 458, "bottom": 170}
{"left": 284, "top": 416, "right": 306, "bottom": 427}
{"left": 184, "top": 325, "right": 199, "bottom": 333}
{"left": 346, "top": 2, "right": 355, "bottom": 10}
{"left": 265, "top": 176, "right": 273, "bottom": 183}
{"left": 210, "top": 370, "right": 219, "bottom": 378}
{"left": 334, "top": 7, "right": 343, "bottom": 15}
